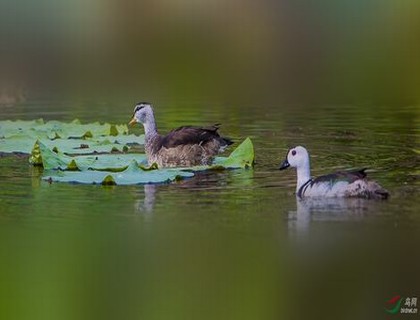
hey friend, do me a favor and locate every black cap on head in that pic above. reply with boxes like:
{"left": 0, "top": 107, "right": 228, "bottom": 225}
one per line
{"left": 134, "top": 102, "right": 151, "bottom": 113}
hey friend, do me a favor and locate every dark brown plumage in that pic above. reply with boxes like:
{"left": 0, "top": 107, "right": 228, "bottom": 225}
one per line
{"left": 156, "top": 125, "right": 231, "bottom": 151}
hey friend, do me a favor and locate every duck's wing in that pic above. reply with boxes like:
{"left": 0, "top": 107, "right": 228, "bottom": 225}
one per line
{"left": 160, "top": 125, "right": 232, "bottom": 148}
{"left": 312, "top": 168, "right": 367, "bottom": 184}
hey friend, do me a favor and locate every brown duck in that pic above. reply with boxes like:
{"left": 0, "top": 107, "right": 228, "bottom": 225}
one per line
{"left": 129, "top": 102, "right": 233, "bottom": 168}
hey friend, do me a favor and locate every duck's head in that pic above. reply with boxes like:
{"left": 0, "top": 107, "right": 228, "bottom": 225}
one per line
{"left": 279, "top": 146, "right": 309, "bottom": 170}
{"left": 129, "top": 102, "right": 154, "bottom": 126}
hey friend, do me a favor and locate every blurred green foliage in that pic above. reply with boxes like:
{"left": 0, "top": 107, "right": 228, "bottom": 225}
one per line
{"left": 0, "top": 0, "right": 419, "bottom": 105}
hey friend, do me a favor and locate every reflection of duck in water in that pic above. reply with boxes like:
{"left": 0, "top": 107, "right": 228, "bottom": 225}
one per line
{"left": 139, "top": 184, "right": 157, "bottom": 214}
{"left": 136, "top": 170, "right": 254, "bottom": 215}
{"left": 288, "top": 198, "right": 369, "bottom": 235}
{"left": 287, "top": 197, "right": 385, "bottom": 244}
{"left": 129, "top": 102, "right": 233, "bottom": 168}
{"left": 279, "top": 146, "right": 389, "bottom": 199}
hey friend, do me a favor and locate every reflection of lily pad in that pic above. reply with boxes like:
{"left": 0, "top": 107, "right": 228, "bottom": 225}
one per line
{"left": 43, "top": 160, "right": 194, "bottom": 185}
{"left": 0, "top": 119, "right": 144, "bottom": 154}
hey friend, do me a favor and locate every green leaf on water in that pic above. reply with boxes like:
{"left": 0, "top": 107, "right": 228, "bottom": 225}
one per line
{"left": 186, "top": 137, "right": 255, "bottom": 171}
{"left": 2, "top": 119, "right": 255, "bottom": 185}
{"left": 0, "top": 119, "right": 144, "bottom": 154}
{"left": 30, "top": 140, "right": 81, "bottom": 170}
{"left": 213, "top": 137, "right": 254, "bottom": 169}
{"left": 32, "top": 136, "right": 254, "bottom": 185}
{"left": 0, "top": 134, "right": 38, "bottom": 154}
{"left": 31, "top": 140, "right": 147, "bottom": 171}
{"left": 32, "top": 138, "right": 254, "bottom": 171}
{"left": 43, "top": 160, "right": 194, "bottom": 185}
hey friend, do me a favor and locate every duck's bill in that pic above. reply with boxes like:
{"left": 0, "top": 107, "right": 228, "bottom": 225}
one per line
{"left": 279, "top": 159, "right": 290, "bottom": 170}
{"left": 128, "top": 117, "right": 137, "bottom": 126}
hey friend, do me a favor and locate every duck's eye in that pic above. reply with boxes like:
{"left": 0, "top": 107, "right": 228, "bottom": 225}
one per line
{"left": 291, "top": 150, "right": 296, "bottom": 156}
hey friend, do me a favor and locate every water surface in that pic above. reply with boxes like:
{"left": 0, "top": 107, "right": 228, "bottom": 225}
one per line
{"left": 0, "top": 102, "right": 419, "bottom": 320}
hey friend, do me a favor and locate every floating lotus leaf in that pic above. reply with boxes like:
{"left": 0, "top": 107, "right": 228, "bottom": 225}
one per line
{"left": 0, "top": 119, "right": 144, "bottom": 154}
{"left": 107, "top": 134, "right": 144, "bottom": 146}
{"left": 32, "top": 138, "right": 254, "bottom": 171}
{"left": 30, "top": 140, "right": 147, "bottom": 171}
{"left": 2, "top": 119, "right": 254, "bottom": 185}
{"left": 0, "top": 134, "right": 37, "bottom": 154}
{"left": 1, "top": 135, "right": 135, "bottom": 155}
{"left": 27, "top": 133, "right": 254, "bottom": 185}
{"left": 0, "top": 119, "right": 44, "bottom": 138}
{"left": 43, "top": 160, "right": 194, "bottom": 185}
{"left": 212, "top": 137, "right": 254, "bottom": 169}
{"left": 0, "top": 119, "right": 128, "bottom": 139}
{"left": 185, "top": 137, "right": 255, "bottom": 171}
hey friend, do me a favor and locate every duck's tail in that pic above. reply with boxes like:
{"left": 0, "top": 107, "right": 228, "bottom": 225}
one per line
{"left": 346, "top": 179, "right": 390, "bottom": 199}
{"left": 211, "top": 124, "right": 233, "bottom": 147}
{"left": 217, "top": 137, "right": 233, "bottom": 152}
{"left": 221, "top": 136, "right": 234, "bottom": 146}
{"left": 366, "top": 181, "right": 390, "bottom": 200}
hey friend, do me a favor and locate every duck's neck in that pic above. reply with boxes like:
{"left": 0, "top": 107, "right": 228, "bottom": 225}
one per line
{"left": 142, "top": 115, "right": 161, "bottom": 157}
{"left": 143, "top": 115, "right": 159, "bottom": 142}
{"left": 296, "top": 162, "right": 311, "bottom": 193}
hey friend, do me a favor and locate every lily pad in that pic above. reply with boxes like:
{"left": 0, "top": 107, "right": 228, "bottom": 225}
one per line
{"left": 212, "top": 137, "right": 254, "bottom": 169}
{"left": 32, "top": 136, "right": 254, "bottom": 185}
{"left": 106, "top": 134, "right": 145, "bottom": 146}
{"left": 30, "top": 140, "right": 147, "bottom": 171}
{"left": 43, "top": 160, "right": 194, "bottom": 185}
{"left": 1, "top": 135, "right": 136, "bottom": 155}
{"left": 32, "top": 137, "right": 254, "bottom": 171}
{"left": 186, "top": 137, "right": 255, "bottom": 171}
{"left": 0, "top": 119, "right": 128, "bottom": 139}
{"left": 0, "top": 134, "right": 38, "bottom": 154}
{"left": 0, "top": 119, "right": 144, "bottom": 155}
